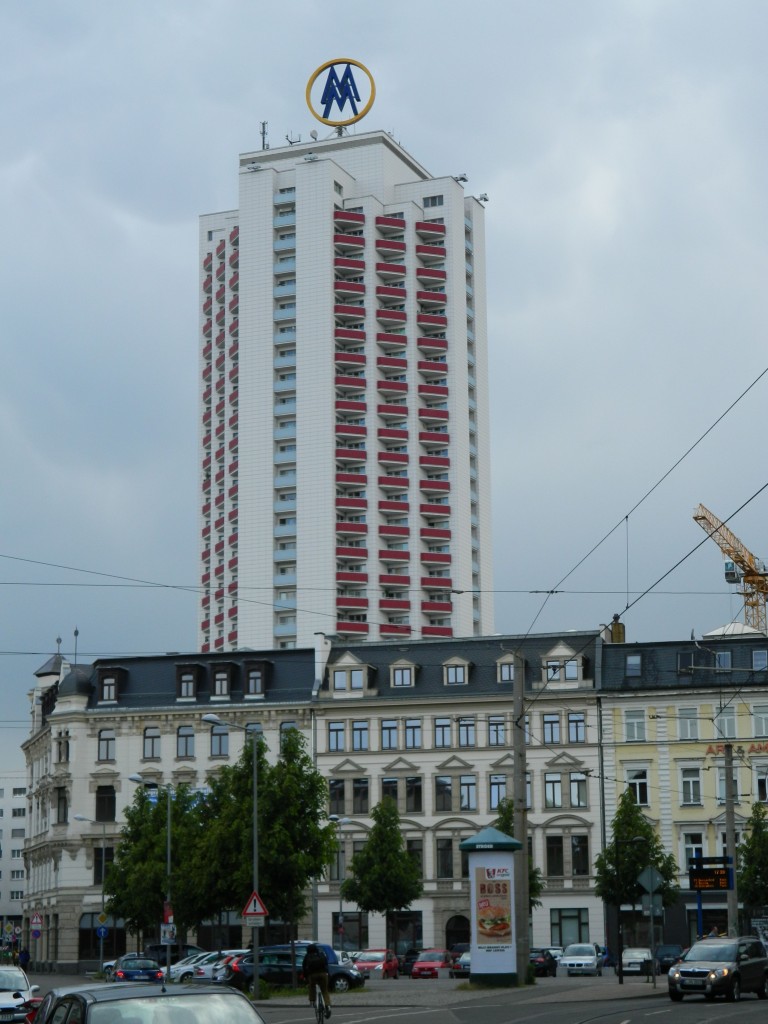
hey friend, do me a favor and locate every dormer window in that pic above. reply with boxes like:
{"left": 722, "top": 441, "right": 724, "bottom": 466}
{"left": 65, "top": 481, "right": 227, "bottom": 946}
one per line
{"left": 333, "top": 667, "right": 364, "bottom": 691}
{"left": 540, "top": 648, "right": 584, "bottom": 687}
{"left": 443, "top": 658, "right": 469, "bottom": 686}
{"left": 97, "top": 667, "right": 126, "bottom": 703}
{"left": 245, "top": 662, "right": 267, "bottom": 698}
{"left": 390, "top": 661, "right": 416, "bottom": 688}
{"left": 497, "top": 659, "right": 514, "bottom": 683}
{"left": 101, "top": 676, "right": 117, "bottom": 701}
{"left": 176, "top": 664, "right": 203, "bottom": 700}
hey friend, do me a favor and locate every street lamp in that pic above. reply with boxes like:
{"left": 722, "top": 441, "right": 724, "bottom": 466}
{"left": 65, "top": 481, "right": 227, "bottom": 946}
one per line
{"left": 201, "top": 714, "right": 260, "bottom": 970}
{"left": 614, "top": 835, "right": 647, "bottom": 985}
{"left": 129, "top": 775, "right": 174, "bottom": 980}
{"left": 73, "top": 814, "right": 107, "bottom": 971}
{"left": 328, "top": 815, "right": 351, "bottom": 948}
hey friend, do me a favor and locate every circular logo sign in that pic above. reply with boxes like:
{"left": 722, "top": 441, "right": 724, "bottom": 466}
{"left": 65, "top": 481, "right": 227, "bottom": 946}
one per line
{"left": 306, "top": 58, "right": 376, "bottom": 127}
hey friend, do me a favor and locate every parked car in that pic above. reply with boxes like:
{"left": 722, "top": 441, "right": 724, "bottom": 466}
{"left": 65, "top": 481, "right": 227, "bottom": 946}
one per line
{"left": 619, "top": 947, "right": 655, "bottom": 976}
{"left": 449, "top": 951, "right": 471, "bottom": 978}
{"left": 655, "top": 944, "right": 684, "bottom": 972}
{"left": 561, "top": 942, "right": 603, "bottom": 976}
{"left": 102, "top": 952, "right": 142, "bottom": 981}
{"left": 410, "top": 949, "right": 453, "bottom": 979}
{"left": 145, "top": 941, "right": 207, "bottom": 967}
{"left": 258, "top": 942, "right": 365, "bottom": 992}
{"left": 449, "top": 942, "right": 470, "bottom": 963}
{"left": 111, "top": 956, "right": 164, "bottom": 983}
{"left": 30, "top": 983, "right": 266, "bottom": 1024}
{"left": 169, "top": 951, "right": 211, "bottom": 983}
{"left": 193, "top": 949, "right": 249, "bottom": 982}
{"left": 0, "top": 967, "right": 40, "bottom": 1023}
{"left": 354, "top": 949, "right": 399, "bottom": 978}
{"left": 399, "top": 948, "right": 423, "bottom": 976}
{"left": 547, "top": 946, "right": 564, "bottom": 961}
{"left": 668, "top": 936, "right": 768, "bottom": 1001}
{"left": 529, "top": 948, "right": 558, "bottom": 977}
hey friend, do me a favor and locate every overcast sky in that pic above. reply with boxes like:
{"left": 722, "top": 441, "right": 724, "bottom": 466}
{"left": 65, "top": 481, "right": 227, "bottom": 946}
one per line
{"left": 1, "top": 1, "right": 767, "bottom": 774}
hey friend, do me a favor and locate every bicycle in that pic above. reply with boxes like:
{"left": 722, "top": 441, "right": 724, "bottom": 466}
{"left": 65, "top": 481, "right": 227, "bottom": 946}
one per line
{"left": 314, "top": 985, "right": 326, "bottom": 1024}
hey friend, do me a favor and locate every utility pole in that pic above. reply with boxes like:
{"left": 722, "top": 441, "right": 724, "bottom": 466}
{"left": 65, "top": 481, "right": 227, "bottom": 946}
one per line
{"left": 724, "top": 742, "right": 739, "bottom": 934}
{"left": 512, "top": 664, "right": 529, "bottom": 984}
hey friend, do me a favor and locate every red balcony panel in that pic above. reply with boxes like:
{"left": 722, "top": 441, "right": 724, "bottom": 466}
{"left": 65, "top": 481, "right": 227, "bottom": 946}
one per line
{"left": 202, "top": 501, "right": 211, "bottom": 516}
{"left": 336, "top": 620, "right": 370, "bottom": 635}
{"left": 417, "top": 336, "right": 448, "bottom": 354}
{"left": 415, "top": 220, "right": 446, "bottom": 237}
{"left": 417, "top": 313, "right": 448, "bottom": 327}
{"left": 335, "top": 424, "right": 367, "bottom": 438}
{"left": 229, "top": 318, "right": 239, "bottom": 336}
{"left": 202, "top": 455, "right": 212, "bottom": 472}
{"left": 376, "top": 309, "right": 407, "bottom": 323}
{"left": 337, "top": 571, "right": 369, "bottom": 584}
{"left": 377, "top": 380, "right": 408, "bottom": 394}
{"left": 377, "top": 452, "right": 409, "bottom": 465}
{"left": 334, "top": 233, "right": 366, "bottom": 250}
{"left": 227, "top": 630, "right": 237, "bottom": 644}
{"left": 203, "top": 297, "right": 213, "bottom": 316}
{"left": 378, "top": 404, "right": 408, "bottom": 419}
{"left": 419, "top": 429, "right": 450, "bottom": 444}
{"left": 376, "top": 262, "right": 406, "bottom": 278}
{"left": 375, "top": 215, "right": 406, "bottom": 231}
{"left": 229, "top": 531, "right": 238, "bottom": 546}
{"left": 214, "top": 612, "right": 225, "bottom": 626}
{"left": 214, "top": 445, "right": 225, "bottom": 462}
{"left": 201, "top": 642, "right": 211, "bottom": 653}
{"left": 336, "top": 521, "right": 368, "bottom": 535}
{"left": 379, "top": 573, "right": 410, "bottom": 586}
{"left": 214, "top": 564, "right": 225, "bottom": 577}
{"left": 420, "top": 552, "right": 452, "bottom": 565}
{"left": 380, "top": 623, "right": 412, "bottom": 636}
{"left": 214, "top": 636, "right": 224, "bottom": 649}
{"left": 201, "top": 592, "right": 210, "bottom": 607}
{"left": 379, "top": 550, "right": 410, "bottom": 561}
{"left": 336, "top": 596, "right": 369, "bottom": 610}
{"left": 379, "top": 500, "right": 410, "bottom": 512}
{"left": 214, "top": 310, "right": 224, "bottom": 328}
{"left": 418, "top": 383, "right": 449, "bottom": 398}
{"left": 378, "top": 429, "right": 408, "bottom": 442}
{"left": 378, "top": 475, "right": 410, "bottom": 489}
{"left": 420, "top": 575, "right": 452, "bottom": 588}
{"left": 203, "top": 253, "right": 213, "bottom": 271}
{"left": 334, "top": 352, "right": 366, "bottom": 368}
{"left": 415, "top": 243, "right": 447, "bottom": 260}
{"left": 336, "top": 471, "right": 368, "bottom": 485}
{"left": 228, "top": 460, "right": 238, "bottom": 475}
{"left": 334, "top": 280, "right": 366, "bottom": 296}
{"left": 201, "top": 618, "right": 210, "bottom": 631}
{"left": 229, "top": 225, "right": 239, "bottom": 245}
{"left": 229, "top": 272, "right": 239, "bottom": 291}
{"left": 202, "top": 365, "right": 213, "bottom": 383}
{"left": 421, "top": 503, "right": 451, "bottom": 516}
{"left": 422, "top": 625, "right": 453, "bottom": 637}
{"left": 376, "top": 332, "right": 408, "bottom": 348}
{"left": 229, "top": 342, "right": 239, "bottom": 360}
{"left": 228, "top": 296, "right": 239, "bottom": 314}
{"left": 214, "top": 587, "right": 224, "bottom": 601}
{"left": 334, "top": 256, "right": 366, "bottom": 271}
{"left": 229, "top": 413, "right": 238, "bottom": 428}
{"left": 376, "top": 356, "right": 407, "bottom": 370}
{"left": 229, "top": 437, "right": 238, "bottom": 452}
{"left": 214, "top": 398, "right": 225, "bottom": 416}
{"left": 202, "top": 524, "right": 211, "bottom": 539}
{"left": 420, "top": 479, "right": 450, "bottom": 492}
{"left": 422, "top": 600, "right": 453, "bottom": 613}
{"left": 336, "top": 545, "right": 369, "bottom": 559}
{"left": 335, "top": 446, "right": 367, "bottom": 462}
{"left": 214, "top": 493, "right": 225, "bottom": 508}
{"left": 202, "top": 410, "right": 212, "bottom": 427}
{"left": 417, "top": 290, "right": 447, "bottom": 306}
{"left": 335, "top": 372, "right": 367, "bottom": 387}
{"left": 376, "top": 239, "right": 406, "bottom": 254}
{"left": 379, "top": 599, "right": 411, "bottom": 611}
{"left": 202, "top": 478, "right": 212, "bottom": 493}
{"left": 202, "top": 433, "right": 212, "bottom": 450}
{"left": 216, "top": 239, "right": 226, "bottom": 257}
{"left": 202, "top": 339, "right": 213, "bottom": 360}
{"left": 334, "top": 210, "right": 366, "bottom": 226}
{"left": 228, "top": 606, "right": 237, "bottom": 618}
{"left": 228, "top": 556, "right": 238, "bottom": 570}
{"left": 335, "top": 327, "right": 366, "bottom": 341}
{"left": 202, "top": 547, "right": 212, "bottom": 561}
{"left": 228, "top": 581, "right": 237, "bottom": 594}
{"left": 421, "top": 527, "right": 451, "bottom": 540}
{"left": 203, "top": 318, "right": 213, "bottom": 337}
{"left": 229, "top": 249, "right": 239, "bottom": 268}
{"left": 216, "top": 262, "right": 226, "bottom": 280}
{"left": 416, "top": 266, "right": 447, "bottom": 282}
{"left": 216, "top": 329, "right": 226, "bottom": 348}
{"left": 419, "top": 407, "right": 449, "bottom": 421}
{"left": 335, "top": 399, "right": 367, "bottom": 413}
{"left": 420, "top": 455, "right": 450, "bottom": 469}
{"left": 228, "top": 508, "right": 238, "bottom": 522}
{"left": 228, "top": 484, "right": 238, "bottom": 498}
{"left": 214, "top": 469, "right": 225, "bottom": 485}
{"left": 335, "top": 497, "right": 368, "bottom": 511}
{"left": 418, "top": 359, "right": 448, "bottom": 376}
{"left": 214, "top": 352, "right": 225, "bottom": 370}
{"left": 214, "top": 285, "right": 225, "bottom": 304}
{"left": 379, "top": 525, "right": 410, "bottom": 537}
{"left": 229, "top": 389, "right": 239, "bottom": 405}
{"left": 376, "top": 285, "right": 407, "bottom": 300}
{"left": 201, "top": 571, "right": 211, "bottom": 585}
{"left": 214, "top": 515, "right": 225, "bottom": 531}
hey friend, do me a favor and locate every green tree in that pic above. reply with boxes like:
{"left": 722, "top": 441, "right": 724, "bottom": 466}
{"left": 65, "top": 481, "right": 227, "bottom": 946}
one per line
{"left": 737, "top": 799, "right": 768, "bottom": 913}
{"left": 340, "top": 797, "right": 423, "bottom": 941}
{"left": 493, "top": 798, "right": 544, "bottom": 910}
{"left": 594, "top": 789, "right": 679, "bottom": 908}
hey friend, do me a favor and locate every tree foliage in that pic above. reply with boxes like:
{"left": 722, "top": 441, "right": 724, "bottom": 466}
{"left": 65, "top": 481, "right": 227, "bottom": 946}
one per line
{"left": 594, "top": 789, "right": 679, "bottom": 908}
{"left": 737, "top": 799, "right": 768, "bottom": 911}
{"left": 340, "top": 798, "right": 422, "bottom": 915}
{"left": 493, "top": 798, "right": 544, "bottom": 910}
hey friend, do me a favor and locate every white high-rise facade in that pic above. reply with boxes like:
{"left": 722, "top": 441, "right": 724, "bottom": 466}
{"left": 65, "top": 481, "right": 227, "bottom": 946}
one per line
{"left": 198, "top": 130, "right": 493, "bottom": 653}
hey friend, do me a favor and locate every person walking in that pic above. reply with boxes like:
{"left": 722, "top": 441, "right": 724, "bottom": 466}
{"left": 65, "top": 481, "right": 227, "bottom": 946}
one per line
{"left": 18, "top": 948, "right": 30, "bottom": 971}
{"left": 303, "top": 944, "right": 332, "bottom": 1019}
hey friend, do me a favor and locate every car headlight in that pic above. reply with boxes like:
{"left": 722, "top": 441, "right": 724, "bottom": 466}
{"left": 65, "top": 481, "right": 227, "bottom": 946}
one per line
{"left": 710, "top": 968, "right": 729, "bottom": 979}
{"left": 670, "top": 969, "right": 680, "bottom": 980}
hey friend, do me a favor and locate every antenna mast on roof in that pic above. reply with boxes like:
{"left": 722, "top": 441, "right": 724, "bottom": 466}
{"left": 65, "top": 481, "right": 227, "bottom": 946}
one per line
{"left": 260, "top": 121, "right": 269, "bottom": 150}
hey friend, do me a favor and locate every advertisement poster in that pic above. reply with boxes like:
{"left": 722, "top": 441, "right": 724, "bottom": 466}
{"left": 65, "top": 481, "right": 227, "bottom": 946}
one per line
{"left": 474, "top": 865, "right": 513, "bottom": 946}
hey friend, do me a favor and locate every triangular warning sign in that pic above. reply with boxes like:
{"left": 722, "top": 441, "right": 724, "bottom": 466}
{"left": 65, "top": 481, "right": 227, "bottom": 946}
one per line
{"left": 241, "top": 890, "right": 268, "bottom": 918}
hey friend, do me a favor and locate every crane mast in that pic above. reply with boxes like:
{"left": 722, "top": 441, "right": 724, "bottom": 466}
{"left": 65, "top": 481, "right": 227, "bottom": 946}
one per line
{"left": 693, "top": 503, "right": 768, "bottom": 634}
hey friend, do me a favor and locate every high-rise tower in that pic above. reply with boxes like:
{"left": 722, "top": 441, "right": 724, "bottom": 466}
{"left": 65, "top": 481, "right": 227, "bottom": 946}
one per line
{"left": 198, "top": 130, "right": 493, "bottom": 652}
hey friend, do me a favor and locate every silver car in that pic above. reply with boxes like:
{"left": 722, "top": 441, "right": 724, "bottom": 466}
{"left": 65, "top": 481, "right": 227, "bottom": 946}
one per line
{"left": 561, "top": 942, "right": 602, "bottom": 976}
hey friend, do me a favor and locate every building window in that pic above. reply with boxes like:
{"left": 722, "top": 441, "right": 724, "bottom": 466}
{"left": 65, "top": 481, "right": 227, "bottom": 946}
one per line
{"left": 490, "top": 774, "right": 506, "bottom": 810}
{"left": 407, "top": 838, "right": 423, "bottom": 875}
{"left": 436, "top": 837, "right": 453, "bottom": 877}
{"left": 405, "top": 777, "right": 423, "bottom": 813}
{"left": 497, "top": 660, "right": 514, "bottom": 683}
{"left": 683, "top": 832, "right": 703, "bottom": 869}
{"left": 55, "top": 787, "right": 67, "bottom": 825}
{"left": 424, "top": 195, "right": 444, "bottom": 208}
{"left": 546, "top": 835, "right": 564, "bottom": 876}
{"left": 546, "top": 660, "right": 560, "bottom": 681}
{"left": 681, "top": 767, "right": 701, "bottom": 805}
{"left": 100, "top": 676, "right": 117, "bottom": 702}
{"left": 627, "top": 768, "right": 649, "bottom": 805}
{"left": 391, "top": 666, "right": 413, "bottom": 687}
{"left": 714, "top": 706, "right": 736, "bottom": 738}
{"left": 213, "top": 671, "right": 229, "bottom": 697}
{"left": 405, "top": 719, "right": 421, "bottom": 749}
{"left": 143, "top": 727, "right": 161, "bottom": 759}
{"left": 98, "top": 730, "right": 115, "bottom": 762}
{"left": 458, "top": 718, "right": 475, "bottom": 747}
{"left": 549, "top": 907, "right": 590, "bottom": 945}
{"left": 382, "top": 778, "right": 398, "bottom": 802}
{"left": 543, "top": 714, "right": 560, "bottom": 744}
{"left": 56, "top": 731, "right": 70, "bottom": 763}
{"left": 352, "top": 721, "right": 369, "bottom": 751}
{"left": 758, "top": 770, "right": 768, "bottom": 802}
{"left": 434, "top": 717, "right": 451, "bottom": 748}
{"left": 754, "top": 706, "right": 768, "bottom": 738}
{"left": 333, "top": 667, "right": 365, "bottom": 691}
{"left": 380, "top": 720, "right": 397, "bottom": 750}
{"left": 245, "top": 663, "right": 265, "bottom": 696}
{"left": 488, "top": 716, "right": 505, "bottom": 746}
{"left": 177, "top": 726, "right": 195, "bottom": 758}
{"left": 526, "top": 771, "right": 532, "bottom": 809}
{"left": 435, "top": 776, "right": 452, "bottom": 812}
{"left": 11, "top": 807, "right": 25, "bottom": 819}
{"left": 715, "top": 650, "right": 732, "bottom": 672}
{"left": 94, "top": 846, "right": 114, "bottom": 886}
{"left": 625, "top": 710, "right": 646, "bottom": 742}
{"left": 572, "top": 835, "right": 590, "bottom": 875}
{"left": 569, "top": 772, "right": 588, "bottom": 807}
{"left": 177, "top": 671, "right": 196, "bottom": 699}
{"left": 329, "top": 779, "right": 345, "bottom": 816}
{"left": 459, "top": 775, "right": 477, "bottom": 811}
{"left": 544, "top": 773, "right": 562, "bottom": 808}
{"left": 677, "top": 651, "right": 694, "bottom": 674}
{"left": 678, "top": 708, "right": 698, "bottom": 740}
{"left": 210, "top": 724, "right": 228, "bottom": 757}
{"left": 328, "top": 722, "right": 345, "bottom": 752}
{"left": 625, "top": 654, "right": 642, "bottom": 677}
{"left": 9, "top": 891, "right": 23, "bottom": 901}
{"left": 568, "top": 713, "right": 586, "bottom": 743}
{"left": 353, "top": 778, "right": 369, "bottom": 814}
{"left": 752, "top": 650, "right": 768, "bottom": 671}
{"left": 444, "top": 663, "right": 467, "bottom": 686}
{"left": 95, "top": 785, "right": 116, "bottom": 822}
{"left": 717, "top": 767, "right": 739, "bottom": 804}
{"left": 564, "top": 659, "right": 579, "bottom": 680}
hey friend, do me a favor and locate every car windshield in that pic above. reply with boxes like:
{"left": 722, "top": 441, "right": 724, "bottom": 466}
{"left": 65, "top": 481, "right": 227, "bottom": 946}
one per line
{"left": 623, "top": 949, "right": 650, "bottom": 958}
{"left": 565, "top": 945, "right": 595, "bottom": 956}
{"left": 122, "top": 959, "right": 157, "bottom": 969}
{"left": 360, "top": 953, "right": 384, "bottom": 962}
{"left": 90, "top": 993, "right": 262, "bottom": 1024}
{"left": 419, "top": 952, "right": 445, "bottom": 962}
{"left": 685, "top": 942, "right": 737, "bottom": 962}
{"left": 0, "top": 970, "right": 27, "bottom": 990}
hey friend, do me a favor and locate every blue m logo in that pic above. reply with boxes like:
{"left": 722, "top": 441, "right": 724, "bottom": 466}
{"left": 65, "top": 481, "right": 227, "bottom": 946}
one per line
{"left": 320, "top": 64, "right": 361, "bottom": 119}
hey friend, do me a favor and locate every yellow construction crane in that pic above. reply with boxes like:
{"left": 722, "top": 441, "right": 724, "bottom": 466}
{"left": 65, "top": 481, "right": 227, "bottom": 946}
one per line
{"left": 693, "top": 503, "right": 768, "bottom": 634}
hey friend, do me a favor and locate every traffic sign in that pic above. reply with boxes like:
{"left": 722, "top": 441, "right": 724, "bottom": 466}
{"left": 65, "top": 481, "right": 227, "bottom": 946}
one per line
{"left": 31, "top": 930, "right": 41, "bottom": 940}
{"left": 96, "top": 926, "right": 109, "bottom": 939}
{"left": 689, "top": 866, "right": 732, "bottom": 890}
{"left": 241, "top": 891, "right": 268, "bottom": 918}
{"left": 98, "top": 912, "right": 108, "bottom": 925}
{"left": 31, "top": 914, "right": 42, "bottom": 927}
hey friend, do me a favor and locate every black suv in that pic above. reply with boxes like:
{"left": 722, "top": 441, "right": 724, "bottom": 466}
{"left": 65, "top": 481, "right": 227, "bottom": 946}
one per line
{"left": 668, "top": 936, "right": 768, "bottom": 1001}
{"left": 655, "top": 944, "right": 683, "bottom": 972}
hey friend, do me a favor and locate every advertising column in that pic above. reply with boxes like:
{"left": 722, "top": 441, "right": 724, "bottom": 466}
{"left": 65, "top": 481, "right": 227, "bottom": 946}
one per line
{"left": 460, "top": 826, "right": 522, "bottom": 986}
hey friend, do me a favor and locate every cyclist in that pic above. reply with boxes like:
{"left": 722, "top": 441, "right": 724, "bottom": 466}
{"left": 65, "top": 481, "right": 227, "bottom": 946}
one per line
{"left": 304, "top": 943, "right": 332, "bottom": 1019}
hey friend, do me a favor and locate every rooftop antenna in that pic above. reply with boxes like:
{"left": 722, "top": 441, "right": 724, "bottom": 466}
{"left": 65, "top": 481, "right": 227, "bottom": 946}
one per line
{"left": 73, "top": 626, "right": 79, "bottom": 671}
{"left": 260, "top": 121, "right": 269, "bottom": 151}
{"left": 285, "top": 132, "right": 301, "bottom": 146}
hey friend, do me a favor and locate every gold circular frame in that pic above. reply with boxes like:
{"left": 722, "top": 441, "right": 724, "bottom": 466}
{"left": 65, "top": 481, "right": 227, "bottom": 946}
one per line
{"left": 306, "top": 58, "right": 376, "bottom": 127}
